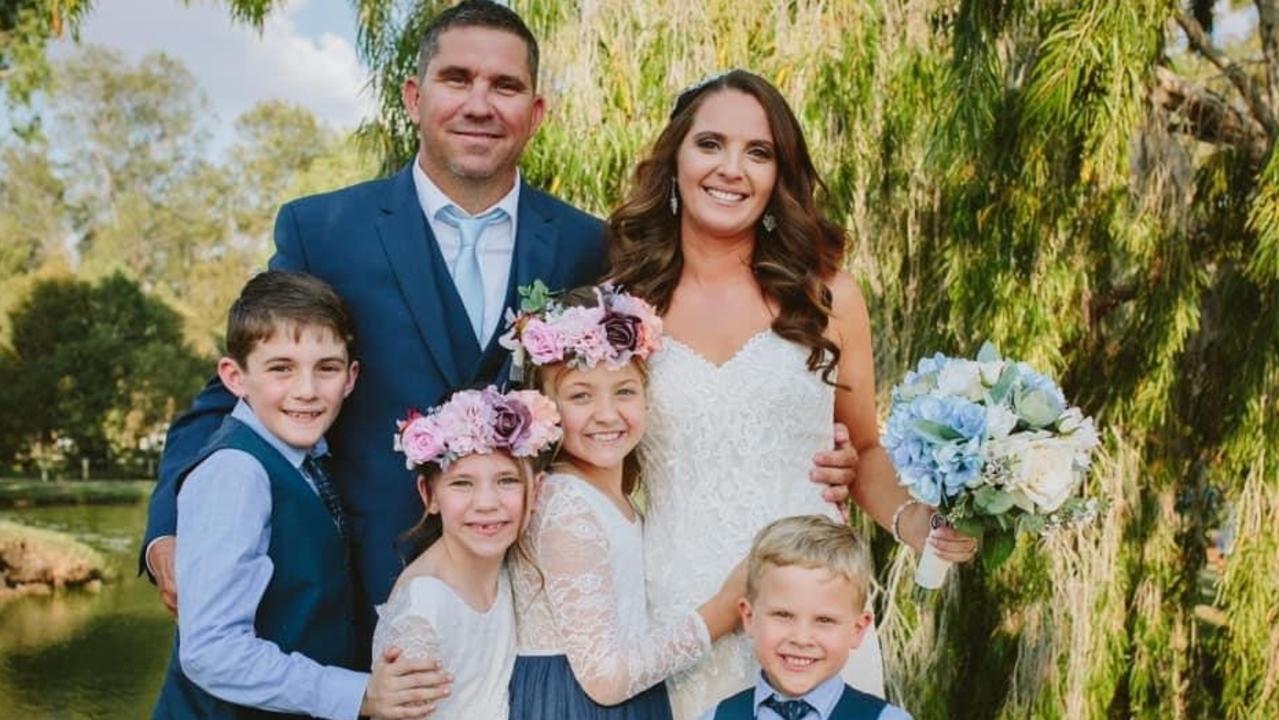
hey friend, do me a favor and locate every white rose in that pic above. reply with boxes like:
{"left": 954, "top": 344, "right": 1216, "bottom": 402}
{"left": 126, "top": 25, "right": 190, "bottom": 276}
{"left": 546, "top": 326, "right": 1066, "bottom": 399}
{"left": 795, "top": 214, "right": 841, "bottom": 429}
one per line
{"left": 986, "top": 404, "right": 1019, "bottom": 439}
{"left": 979, "top": 360, "right": 1006, "bottom": 386}
{"left": 1056, "top": 406, "right": 1084, "bottom": 433}
{"left": 1007, "top": 439, "right": 1080, "bottom": 512}
{"left": 1069, "top": 417, "right": 1100, "bottom": 469}
{"left": 938, "top": 360, "right": 984, "bottom": 400}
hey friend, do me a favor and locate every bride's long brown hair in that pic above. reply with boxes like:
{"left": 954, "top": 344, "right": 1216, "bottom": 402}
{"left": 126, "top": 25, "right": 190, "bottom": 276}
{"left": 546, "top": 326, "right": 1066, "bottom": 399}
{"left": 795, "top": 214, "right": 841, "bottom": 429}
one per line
{"left": 606, "top": 69, "right": 846, "bottom": 384}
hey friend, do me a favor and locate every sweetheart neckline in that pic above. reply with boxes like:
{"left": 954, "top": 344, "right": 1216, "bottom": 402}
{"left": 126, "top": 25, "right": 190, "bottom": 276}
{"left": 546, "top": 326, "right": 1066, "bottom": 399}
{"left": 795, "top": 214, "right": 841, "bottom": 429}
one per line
{"left": 660, "top": 329, "right": 775, "bottom": 370}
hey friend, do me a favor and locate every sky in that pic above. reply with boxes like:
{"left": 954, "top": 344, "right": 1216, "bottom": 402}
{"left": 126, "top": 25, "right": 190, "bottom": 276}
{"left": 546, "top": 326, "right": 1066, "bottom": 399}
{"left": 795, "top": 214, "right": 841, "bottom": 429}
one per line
{"left": 46, "top": 0, "right": 375, "bottom": 157}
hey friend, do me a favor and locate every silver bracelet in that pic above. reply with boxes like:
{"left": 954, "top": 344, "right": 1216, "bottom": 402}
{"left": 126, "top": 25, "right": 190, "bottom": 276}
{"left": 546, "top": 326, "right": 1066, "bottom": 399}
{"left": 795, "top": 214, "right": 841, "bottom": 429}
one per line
{"left": 890, "top": 499, "right": 920, "bottom": 544}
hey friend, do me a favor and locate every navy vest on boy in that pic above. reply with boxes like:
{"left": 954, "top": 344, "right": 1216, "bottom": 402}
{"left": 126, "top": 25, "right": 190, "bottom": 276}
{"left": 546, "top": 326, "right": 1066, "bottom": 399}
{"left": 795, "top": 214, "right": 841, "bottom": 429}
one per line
{"left": 153, "top": 416, "right": 354, "bottom": 719}
{"left": 712, "top": 683, "right": 887, "bottom": 720}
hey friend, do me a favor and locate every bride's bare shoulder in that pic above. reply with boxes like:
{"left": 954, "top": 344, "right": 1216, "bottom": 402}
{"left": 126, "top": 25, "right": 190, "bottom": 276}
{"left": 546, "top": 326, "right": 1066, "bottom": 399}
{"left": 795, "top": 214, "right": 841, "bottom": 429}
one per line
{"left": 825, "top": 270, "right": 870, "bottom": 329}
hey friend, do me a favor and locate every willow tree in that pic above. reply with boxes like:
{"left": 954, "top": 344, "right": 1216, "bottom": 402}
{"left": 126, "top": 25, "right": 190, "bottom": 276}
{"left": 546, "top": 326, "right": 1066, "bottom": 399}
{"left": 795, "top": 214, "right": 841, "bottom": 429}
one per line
{"left": 220, "top": 1, "right": 1277, "bottom": 717}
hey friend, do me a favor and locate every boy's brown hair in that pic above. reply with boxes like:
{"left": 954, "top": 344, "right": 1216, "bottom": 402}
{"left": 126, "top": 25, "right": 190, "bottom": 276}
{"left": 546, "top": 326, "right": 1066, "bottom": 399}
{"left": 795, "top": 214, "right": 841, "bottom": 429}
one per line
{"left": 225, "top": 270, "right": 356, "bottom": 366}
{"left": 746, "top": 515, "right": 873, "bottom": 611}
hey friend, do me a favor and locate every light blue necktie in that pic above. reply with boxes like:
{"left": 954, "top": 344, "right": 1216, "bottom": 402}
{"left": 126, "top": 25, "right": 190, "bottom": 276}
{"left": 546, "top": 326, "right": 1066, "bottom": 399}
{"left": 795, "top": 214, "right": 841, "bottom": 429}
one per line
{"left": 436, "top": 205, "right": 508, "bottom": 343}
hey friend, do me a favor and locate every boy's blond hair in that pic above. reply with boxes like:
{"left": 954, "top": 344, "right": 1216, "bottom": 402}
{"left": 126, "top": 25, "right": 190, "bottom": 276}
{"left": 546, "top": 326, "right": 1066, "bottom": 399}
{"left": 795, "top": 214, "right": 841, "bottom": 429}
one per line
{"left": 746, "top": 515, "right": 873, "bottom": 611}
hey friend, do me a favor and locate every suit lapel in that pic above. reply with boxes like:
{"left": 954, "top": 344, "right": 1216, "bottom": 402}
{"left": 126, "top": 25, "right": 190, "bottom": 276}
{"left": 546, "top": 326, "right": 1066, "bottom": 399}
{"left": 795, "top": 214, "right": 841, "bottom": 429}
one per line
{"left": 375, "top": 165, "right": 463, "bottom": 387}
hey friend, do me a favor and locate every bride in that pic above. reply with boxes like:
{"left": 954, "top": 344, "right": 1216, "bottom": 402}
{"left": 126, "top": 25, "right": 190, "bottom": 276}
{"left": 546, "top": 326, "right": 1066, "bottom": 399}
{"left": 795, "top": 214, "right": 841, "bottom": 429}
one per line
{"left": 607, "top": 70, "right": 976, "bottom": 719}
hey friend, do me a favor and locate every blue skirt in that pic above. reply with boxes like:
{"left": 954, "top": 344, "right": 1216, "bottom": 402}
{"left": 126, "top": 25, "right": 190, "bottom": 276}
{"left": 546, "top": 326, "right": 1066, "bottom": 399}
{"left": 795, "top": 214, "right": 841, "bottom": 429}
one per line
{"left": 508, "top": 654, "right": 674, "bottom": 720}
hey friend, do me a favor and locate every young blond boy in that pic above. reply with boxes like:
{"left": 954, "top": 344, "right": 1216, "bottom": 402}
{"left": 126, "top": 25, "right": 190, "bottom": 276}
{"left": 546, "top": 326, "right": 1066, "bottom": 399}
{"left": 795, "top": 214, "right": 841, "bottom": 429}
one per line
{"left": 152, "top": 271, "right": 445, "bottom": 719}
{"left": 701, "top": 516, "right": 911, "bottom": 720}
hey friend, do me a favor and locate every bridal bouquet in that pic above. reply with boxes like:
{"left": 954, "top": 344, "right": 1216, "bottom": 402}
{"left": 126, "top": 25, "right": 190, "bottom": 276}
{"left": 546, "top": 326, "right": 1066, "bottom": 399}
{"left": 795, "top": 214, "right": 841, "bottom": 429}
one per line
{"left": 881, "top": 343, "right": 1101, "bottom": 589}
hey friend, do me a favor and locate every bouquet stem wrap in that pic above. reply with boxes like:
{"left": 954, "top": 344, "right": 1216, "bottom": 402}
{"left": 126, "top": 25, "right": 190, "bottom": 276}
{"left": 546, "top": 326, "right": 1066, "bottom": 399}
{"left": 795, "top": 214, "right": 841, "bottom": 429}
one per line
{"left": 915, "top": 534, "right": 951, "bottom": 589}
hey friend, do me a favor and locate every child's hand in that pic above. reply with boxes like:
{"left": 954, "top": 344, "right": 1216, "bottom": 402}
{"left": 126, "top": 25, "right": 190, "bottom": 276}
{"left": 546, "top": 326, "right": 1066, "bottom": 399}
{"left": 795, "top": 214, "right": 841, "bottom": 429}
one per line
{"left": 363, "top": 645, "right": 452, "bottom": 719}
{"left": 699, "top": 559, "right": 749, "bottom": 641}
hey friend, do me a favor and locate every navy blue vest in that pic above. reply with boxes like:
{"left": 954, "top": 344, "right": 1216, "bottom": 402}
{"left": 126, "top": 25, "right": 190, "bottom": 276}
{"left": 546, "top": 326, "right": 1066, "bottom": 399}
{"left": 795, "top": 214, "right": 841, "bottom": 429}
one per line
{"left": 712, "top": 683, "right": 887, "bottom": 720}
{"left": 152, "top": 416, "right": 356, "bottom": 719}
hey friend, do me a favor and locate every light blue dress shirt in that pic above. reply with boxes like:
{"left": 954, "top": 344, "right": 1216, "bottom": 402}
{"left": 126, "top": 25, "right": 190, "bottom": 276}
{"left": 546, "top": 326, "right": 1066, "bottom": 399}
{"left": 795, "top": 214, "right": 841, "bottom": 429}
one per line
{"left": 698, "top": 672, "right": 913, "bottom": 720}
{"left": 175, "top": 400, "right": 367, "bottom": 720}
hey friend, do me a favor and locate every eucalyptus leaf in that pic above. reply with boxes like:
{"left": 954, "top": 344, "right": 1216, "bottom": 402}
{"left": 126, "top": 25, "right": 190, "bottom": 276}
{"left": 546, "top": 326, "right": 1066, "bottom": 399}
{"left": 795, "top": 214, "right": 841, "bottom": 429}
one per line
{"left": 982, "top": 530, "right": 1016, "bottom": 570}
{"left": 988, "top": 365, "right": 1018, "bottom": 405}
{"left": 953, "top": 517, "right": 986, "bottom": 538}
{"left": 912, "top": 418, "right": 962, "bottom": 442}
{"left": 1019, "top": 514, "right": 1047, "bottom": 535}
{"left": 974, "top": 486, "right": 1016, "bottom": 515}
{"left": 976, "top": 341, "right": 1002, "bottom": 363}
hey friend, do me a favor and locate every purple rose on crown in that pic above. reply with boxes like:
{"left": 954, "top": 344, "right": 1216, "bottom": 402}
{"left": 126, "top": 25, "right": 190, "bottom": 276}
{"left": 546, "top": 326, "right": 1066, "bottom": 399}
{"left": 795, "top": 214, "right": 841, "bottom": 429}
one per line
{"left": 602, "top": 311, "right": 641, "bottom": 352}
{"left": 485, "top": 388, "right": 533, "bottom": 449}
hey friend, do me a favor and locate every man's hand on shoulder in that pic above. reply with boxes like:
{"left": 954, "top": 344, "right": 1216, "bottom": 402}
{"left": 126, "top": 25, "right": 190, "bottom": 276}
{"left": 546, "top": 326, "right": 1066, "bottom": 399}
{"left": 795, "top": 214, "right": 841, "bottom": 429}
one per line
{"left": 147, "top": 535, "right": 178, "bottom": 618}
{"left": 811, "top": 421, "right": 857, "bottom": 509}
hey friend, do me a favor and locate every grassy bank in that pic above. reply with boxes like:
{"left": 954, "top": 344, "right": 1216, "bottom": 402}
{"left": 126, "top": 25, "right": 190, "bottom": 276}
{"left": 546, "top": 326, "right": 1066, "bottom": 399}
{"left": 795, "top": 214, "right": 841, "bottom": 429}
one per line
{"left": 0, "top": 479, "right": 151, "bottom": 508}
{"left": 0, "top": 519, "right": 112, "bottom": 600}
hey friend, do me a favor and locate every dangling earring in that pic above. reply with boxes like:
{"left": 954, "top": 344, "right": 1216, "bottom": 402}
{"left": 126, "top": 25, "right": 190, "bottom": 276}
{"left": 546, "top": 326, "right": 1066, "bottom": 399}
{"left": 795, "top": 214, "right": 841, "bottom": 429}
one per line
{"left": 669, "top": 180, "right": 679, "bottom": 216}
{"left": 761, "top": 211, "right": 777, "bottom": 233}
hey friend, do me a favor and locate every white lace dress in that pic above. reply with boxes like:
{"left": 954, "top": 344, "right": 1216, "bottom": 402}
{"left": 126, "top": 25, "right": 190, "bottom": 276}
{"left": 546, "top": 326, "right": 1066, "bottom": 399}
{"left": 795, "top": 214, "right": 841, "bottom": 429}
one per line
{"left": 641, "top": 331, "right": 886, "bottom": 720}
{"left": 510, "top": 472, "right": 711, "bottom": 716}
{"left": 371, "top": 573, "right": 515, "bottom": 720}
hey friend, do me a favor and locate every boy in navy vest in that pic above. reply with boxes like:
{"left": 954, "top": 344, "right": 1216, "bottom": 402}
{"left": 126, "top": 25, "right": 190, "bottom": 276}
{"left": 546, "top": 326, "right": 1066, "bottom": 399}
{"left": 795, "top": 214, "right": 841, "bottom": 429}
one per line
{"left": 153, "top": 270, "right": 447, "bottom": 719}
{"left": 701, "top": 516, "right": 912, "bottom": 720}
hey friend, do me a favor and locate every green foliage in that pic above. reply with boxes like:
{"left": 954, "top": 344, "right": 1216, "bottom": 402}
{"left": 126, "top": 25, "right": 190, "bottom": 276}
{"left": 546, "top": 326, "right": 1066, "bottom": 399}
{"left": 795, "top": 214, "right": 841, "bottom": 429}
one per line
{"left": 323, "top": 0, "right": 1277, "bottom": 716}
{"left": 0, "top": 0, "right": 92, "bottom": 128}
{"left": 6, "top": 0, "right": 1274, "bottom": 716}
{"left": 0, "top": 274, "right": 206, "bottom": 474}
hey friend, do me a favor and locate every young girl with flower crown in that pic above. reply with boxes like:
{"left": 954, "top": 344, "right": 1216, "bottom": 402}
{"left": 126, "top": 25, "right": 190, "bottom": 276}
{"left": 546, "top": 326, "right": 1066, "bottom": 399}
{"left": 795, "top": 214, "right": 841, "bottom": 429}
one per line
{"left": 373, "top": 386, "right": 562, "bottom": 720}
{"left": 502, "top": 284, "right": 747, "bottom": 720}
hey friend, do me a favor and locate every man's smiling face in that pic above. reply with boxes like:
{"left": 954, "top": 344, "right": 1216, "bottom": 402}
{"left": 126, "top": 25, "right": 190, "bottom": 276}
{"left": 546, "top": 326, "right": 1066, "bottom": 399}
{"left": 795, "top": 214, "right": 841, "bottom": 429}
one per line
{"left": 404, "top": 25, "right": 545, "bottom": 189}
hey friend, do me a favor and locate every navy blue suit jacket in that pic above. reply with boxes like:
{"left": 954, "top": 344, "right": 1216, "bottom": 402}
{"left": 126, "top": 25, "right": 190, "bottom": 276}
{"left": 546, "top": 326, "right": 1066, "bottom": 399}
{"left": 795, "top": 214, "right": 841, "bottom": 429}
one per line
{"left": 143, "top": 164, "right": 606, "bottom": 650}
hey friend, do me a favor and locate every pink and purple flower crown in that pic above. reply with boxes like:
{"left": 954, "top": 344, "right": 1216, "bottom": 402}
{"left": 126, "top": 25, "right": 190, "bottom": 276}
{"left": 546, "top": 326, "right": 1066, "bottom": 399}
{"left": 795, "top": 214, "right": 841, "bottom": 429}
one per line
{"left": 499, "top": 281, "right": 663, "bottom": 376}
{"left": 394, "top": 387, "right": 562, "bottom": 471}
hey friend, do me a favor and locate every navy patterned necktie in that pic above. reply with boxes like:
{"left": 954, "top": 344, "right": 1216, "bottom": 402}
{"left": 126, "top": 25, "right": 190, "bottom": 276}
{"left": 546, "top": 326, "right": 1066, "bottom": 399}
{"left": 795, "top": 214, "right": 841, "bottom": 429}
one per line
{"left": 303, "top": 455, "right": 348, "bottom": 544}
{"left": 762, "top": 695, "right": 816, "bottom": 720}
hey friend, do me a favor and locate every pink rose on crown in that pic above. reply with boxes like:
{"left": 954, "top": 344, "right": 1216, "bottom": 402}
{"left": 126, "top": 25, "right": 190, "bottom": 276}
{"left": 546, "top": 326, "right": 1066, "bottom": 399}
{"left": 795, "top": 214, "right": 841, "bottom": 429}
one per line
{"left": 509, "top": 389, "right": 563, "bottom": 455}
{"left": 399, "top": 415, "right": 445, "bottom": 469}
{"left": 519, "top": 318, "right": 564, "bottom": 364}
{"left": 607, "top": 293, "right": 664, "bottom": 357}
{"left": 438, "top": 390, "right": 492, "bottom": 456}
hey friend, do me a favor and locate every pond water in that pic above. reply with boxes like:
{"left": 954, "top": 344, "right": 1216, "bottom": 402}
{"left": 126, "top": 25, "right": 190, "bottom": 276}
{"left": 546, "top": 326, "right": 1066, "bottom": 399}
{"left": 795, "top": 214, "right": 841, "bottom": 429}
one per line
{"left": 0, "top": 502, "right": 173, "bottom": 719}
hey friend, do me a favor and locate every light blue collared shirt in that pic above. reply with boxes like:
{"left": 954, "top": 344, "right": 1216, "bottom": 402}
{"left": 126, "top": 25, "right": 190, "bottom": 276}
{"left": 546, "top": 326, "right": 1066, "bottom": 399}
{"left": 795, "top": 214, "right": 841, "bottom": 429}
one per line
{"left": 175, "top": 400, "right": 366, "bottom": 720}
{"left": 411, "top": 155, "right": 521, "bottom": 346}
{"left": 698, "top": 672, "right": 913, "bottom": 720}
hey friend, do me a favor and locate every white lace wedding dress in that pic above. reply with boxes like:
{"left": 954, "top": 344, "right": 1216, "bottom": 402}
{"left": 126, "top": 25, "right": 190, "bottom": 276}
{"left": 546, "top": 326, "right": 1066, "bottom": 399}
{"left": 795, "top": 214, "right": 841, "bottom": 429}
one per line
{"left": 641, "top": 331, "right": 885, "bottom": 720}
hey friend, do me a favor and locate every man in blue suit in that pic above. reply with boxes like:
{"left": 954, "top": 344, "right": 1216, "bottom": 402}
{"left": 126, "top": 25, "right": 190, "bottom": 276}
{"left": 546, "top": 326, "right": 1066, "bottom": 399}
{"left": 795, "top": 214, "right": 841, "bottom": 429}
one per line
{"left": 141, "top": 0, "right": 605, "bottom": 652}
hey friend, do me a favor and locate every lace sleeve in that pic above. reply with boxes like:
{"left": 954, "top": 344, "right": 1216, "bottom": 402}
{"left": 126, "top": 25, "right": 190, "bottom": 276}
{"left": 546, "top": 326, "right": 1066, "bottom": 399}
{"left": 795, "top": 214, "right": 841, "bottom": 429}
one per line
{"left": 532, "top": 481, "right": 711, "bottom": 705}
{"left": 370, "top": 585, "right": 443, "bottom": 666}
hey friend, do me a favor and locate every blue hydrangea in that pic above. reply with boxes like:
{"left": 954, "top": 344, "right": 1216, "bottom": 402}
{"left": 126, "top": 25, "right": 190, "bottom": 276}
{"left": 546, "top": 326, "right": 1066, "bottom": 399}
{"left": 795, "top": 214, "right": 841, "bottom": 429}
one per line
{"left": 881, "top": 377, "right": 988, "bottom": 506}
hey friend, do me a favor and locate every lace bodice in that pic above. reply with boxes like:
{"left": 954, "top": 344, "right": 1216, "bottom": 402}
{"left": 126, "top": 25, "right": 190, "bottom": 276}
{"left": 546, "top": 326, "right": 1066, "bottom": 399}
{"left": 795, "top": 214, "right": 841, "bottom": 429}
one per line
{"left": 511, "top": 472, "right": 711, "bottom": 706}
{"left": 371, "top": 573, "right": 514, "bottom": 720}
{"left": 641, "top": 331, "right": 883, "bottom": 719}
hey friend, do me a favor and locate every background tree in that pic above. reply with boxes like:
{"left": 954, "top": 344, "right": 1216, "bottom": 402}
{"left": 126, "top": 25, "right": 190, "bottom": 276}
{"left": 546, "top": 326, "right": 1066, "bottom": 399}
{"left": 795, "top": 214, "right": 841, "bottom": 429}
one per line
{"left": 0, "top": 274, "right": 206, "bottom": 475}
{"left": 272, "top": 1, "right": 1271, "bottom": 717}
{"left": 4, "top": 0, "right": 1273, "bottom": 716}
{"left": 0, "top": 0, "right": 91, "bottom": 134}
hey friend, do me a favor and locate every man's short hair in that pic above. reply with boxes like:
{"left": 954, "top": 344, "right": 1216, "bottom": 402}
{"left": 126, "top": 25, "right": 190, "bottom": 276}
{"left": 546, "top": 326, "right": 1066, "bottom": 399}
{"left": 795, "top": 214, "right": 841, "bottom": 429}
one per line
{"left": 746, "top": 515, "right": 873, "bottom": 611}
{"left": 225, "top": 270, "right": 356, "bottom": 366}
{"left": 417, "top": 0, "right": 540, "bottom": 87}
